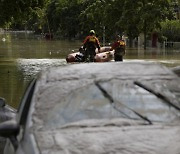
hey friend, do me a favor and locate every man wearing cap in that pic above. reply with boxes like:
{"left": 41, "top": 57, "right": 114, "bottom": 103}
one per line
{"left": 111, "top": 35, "right": 126, "bottom": 61}
{"left": 83, "top": 30, "right": 101, "bottom": 62}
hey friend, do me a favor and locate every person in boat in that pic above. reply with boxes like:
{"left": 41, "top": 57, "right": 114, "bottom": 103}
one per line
{"left": 111, "top": 35, "right": 126, "bottom": 61}
{"left": 83, "top": 30, "right": 101, "bottom": 62}
{"left": 74, "top": 46, "right": 85, "bottom": 62}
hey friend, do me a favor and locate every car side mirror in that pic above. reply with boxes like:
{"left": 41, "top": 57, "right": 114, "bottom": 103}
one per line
{"left": 0, "top": 120, "right": 20, "bottom": 149}
{"left": 0, "top": 97, "right": 6, "bottom": 107}
{"left": 0, "top": 120, "right": 19, "bottom": 138}
{"left": 0, "top": 97, "right": 17, "bottom": 123}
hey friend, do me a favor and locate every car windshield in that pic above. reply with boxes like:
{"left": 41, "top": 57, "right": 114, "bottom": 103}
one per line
{"left": 44, "top": 79, "right": 180, "bottom": 128}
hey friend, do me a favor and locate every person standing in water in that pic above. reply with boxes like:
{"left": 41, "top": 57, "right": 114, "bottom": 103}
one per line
{"left": 83, "top": 30, "right": 101, "bottom": 62}
{"left": 111, "top": 35, "right": 126, "bottom": 61}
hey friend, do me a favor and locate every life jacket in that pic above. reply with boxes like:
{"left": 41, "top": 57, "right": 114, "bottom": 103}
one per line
{"left": 89, "top": 36, "right": 96, "bottom": 43}
{"left": 84, "top": 36, "right": 99, "bottom": 50}
{"left": 118, "top": 40, "right": 125, "bottom": 47}
{"left": 114, "top": 40, "right": 125, "bottom": 56}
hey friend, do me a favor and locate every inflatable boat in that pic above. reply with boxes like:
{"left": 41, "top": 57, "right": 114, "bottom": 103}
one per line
{"left": 66, "top": 46, "right": 115, "bottom": 63}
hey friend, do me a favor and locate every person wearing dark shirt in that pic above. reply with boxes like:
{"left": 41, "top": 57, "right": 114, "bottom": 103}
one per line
{"left": 111, "top": 35, "right": 126, "bottom": 61}
{"left": 83, "top": 30, "right": 101, "bottom": 62}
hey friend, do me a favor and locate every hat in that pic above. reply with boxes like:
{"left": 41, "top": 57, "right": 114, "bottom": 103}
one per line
{"left": 90, "top": 30, "right": 95, "bottom": 34}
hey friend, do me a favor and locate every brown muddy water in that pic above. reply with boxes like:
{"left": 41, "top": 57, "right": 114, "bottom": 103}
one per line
{"left": 0, "top": 31, "right": 180, "bottom": 108}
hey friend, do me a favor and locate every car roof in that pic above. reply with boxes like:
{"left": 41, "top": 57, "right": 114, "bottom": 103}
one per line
{"left": 26, "top": 62, "right": 180, "bottom": 154}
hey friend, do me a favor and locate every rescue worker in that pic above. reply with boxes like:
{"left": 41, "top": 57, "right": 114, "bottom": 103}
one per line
{"left": 111, "top": 35, "right": 126, "bottom": 61}
{"left": 83, "top": 30, "right": 101, "bottom": 62}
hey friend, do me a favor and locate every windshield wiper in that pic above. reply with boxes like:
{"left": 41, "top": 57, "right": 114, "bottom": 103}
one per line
{"left": 95, "top": 82, "right": 152, "bottom": 125}
{"left": 134, "top": 81, "right": 180, "bottom": 112}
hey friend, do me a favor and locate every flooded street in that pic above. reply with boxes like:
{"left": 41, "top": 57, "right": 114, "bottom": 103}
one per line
{"left": 0, "top": 32, "right": 180, "bottom": 108}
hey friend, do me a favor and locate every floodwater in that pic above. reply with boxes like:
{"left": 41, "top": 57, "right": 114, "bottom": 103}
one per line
{"left": 0, "top": 31, "right": 180, "bottom": 108}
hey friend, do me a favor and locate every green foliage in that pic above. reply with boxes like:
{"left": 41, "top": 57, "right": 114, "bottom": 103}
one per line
{"left": 0, "top": 0, "right": 48, "bottom": 28}
{"left": 79, "top": 0, "right": 173, "bottom": 42}
{"left": 45, "top": 0, "right": 84, "bottom": 38}
{"left": 79, "top": 0, "right": 107, "bottom": 39}
{"left": 120, "top": 0, "right": 142, "bottom": 39}
{"left": 161, "top": 20, "right": 180, "bottom": 41}
{"left": 0, "top": 0, "right": 176, "bottom": 43}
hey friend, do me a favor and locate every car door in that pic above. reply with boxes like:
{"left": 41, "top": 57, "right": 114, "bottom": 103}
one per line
{"left": 2, "top": 79, "right": 36, "bottom": 154}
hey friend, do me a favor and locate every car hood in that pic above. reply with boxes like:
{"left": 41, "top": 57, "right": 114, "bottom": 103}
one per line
{"left": 33, "top": 118, "right": 180, "bottom": 154}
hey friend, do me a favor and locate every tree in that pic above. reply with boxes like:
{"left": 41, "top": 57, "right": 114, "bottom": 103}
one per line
{"left": 79, "top": 0, "right": 125, "bottom": 42}
{"left": 161, "top": 20, "right": 180, "bottom": 41}
{"left": 113, "top": 0, "right": 173, "bottom": 49}
{"left": 101, "top": 0, "right": 126, "bottom": 41}
{"left": 1, "top": 0, "right": 174, "bottom": 44}
{"left": 138, "top": 0, "right": 173, "bottom": 49}
{"left": 79, "top": 0, "right": 100, "bottom": 35}
{"left": 46, "top": 0, "right": 84, "bottom": 38}
{"left": 0, "top": 0, "right": 48, "bottom": 28}
{"left": 119, "top": 0, "right": 141, "bottom": 47}
{"left": 79, "top": 0, "right": 173, "bottom": 48}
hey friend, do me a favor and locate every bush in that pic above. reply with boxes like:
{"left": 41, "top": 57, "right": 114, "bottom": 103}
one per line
{"left": 161, "top": 20, "right": 180, "bottom": 41}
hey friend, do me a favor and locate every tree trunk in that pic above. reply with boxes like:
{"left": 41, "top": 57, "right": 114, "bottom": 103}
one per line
{"left": 129, "top": 37, "right": 133, "bottom": 48}
{"left": 144, "top": 20, "right": 147, "bottom": 50}
{"left": 142, "top": 0, "right": 147, "bottom": 50}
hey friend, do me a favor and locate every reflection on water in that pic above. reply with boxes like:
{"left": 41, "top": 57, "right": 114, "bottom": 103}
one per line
{"left": 0, "top": 59, "right": 68, "bottom": 108}
{"left": 123, "top": 59, "right": 180, "bottom": 67}
{"left": 17, "top": 59, "right": 67, "bottom": 80}
{"left": 0, "top": 33, "right": 81, "bottom": 59}
{"left": 0, "top": 32, "right": 82, "bottom": 108}
{"left": 124, "top": 47, "right": 180, "bottom": 67}
{"left": 0, "top": 32, "right": 180, "bottom": 108}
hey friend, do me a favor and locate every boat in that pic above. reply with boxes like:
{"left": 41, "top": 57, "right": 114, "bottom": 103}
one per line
{"left": 66, "top": 46, "right": 115, "bottom": 63}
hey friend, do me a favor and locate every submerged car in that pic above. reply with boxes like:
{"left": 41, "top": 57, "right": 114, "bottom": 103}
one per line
{"left": 0, "top": 62, "right": 180, "bottom": 154}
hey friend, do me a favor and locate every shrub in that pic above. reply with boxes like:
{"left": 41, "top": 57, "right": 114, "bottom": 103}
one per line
{"left": 160, "top": 20, "right": 180, "bottom": 41}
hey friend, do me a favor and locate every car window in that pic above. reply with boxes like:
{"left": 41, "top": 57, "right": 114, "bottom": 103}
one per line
{"left": 45, "top": 84, "right": 122, "bottom": 128}
{"left": 44, "top": 80, "right": 180, "bottom": 129}
{"left": 100, "top": 80, "right": 180, "bottom": 123}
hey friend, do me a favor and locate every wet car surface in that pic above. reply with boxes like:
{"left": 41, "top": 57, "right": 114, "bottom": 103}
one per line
{"left": 0, "top": 61, "right": 180, "bottom": 154}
